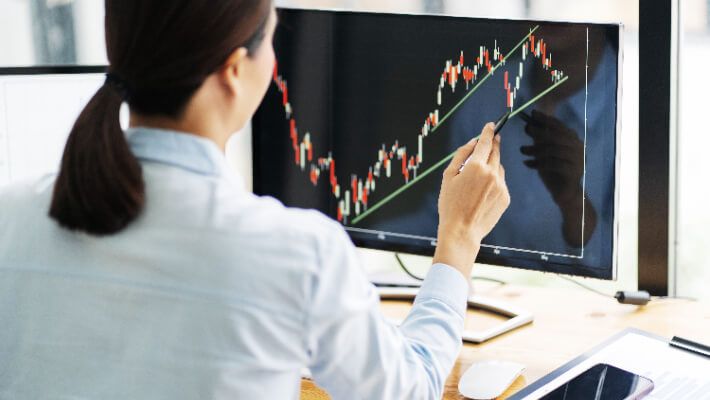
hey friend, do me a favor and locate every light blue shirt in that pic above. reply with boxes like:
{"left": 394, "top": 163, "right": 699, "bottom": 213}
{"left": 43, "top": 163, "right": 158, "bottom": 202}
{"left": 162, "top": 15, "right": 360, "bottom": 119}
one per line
{"left": 0, "top": 127, "right": 469, "bottom": 399}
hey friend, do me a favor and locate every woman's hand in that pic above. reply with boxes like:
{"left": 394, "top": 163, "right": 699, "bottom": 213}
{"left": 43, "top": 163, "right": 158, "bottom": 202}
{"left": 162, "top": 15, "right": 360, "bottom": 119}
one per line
{"left": 433, "top": 123, "right": 510, "bottom": 278}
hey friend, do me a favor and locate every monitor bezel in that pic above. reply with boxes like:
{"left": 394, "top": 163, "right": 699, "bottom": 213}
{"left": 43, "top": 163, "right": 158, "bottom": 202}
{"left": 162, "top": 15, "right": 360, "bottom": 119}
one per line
{"left": 0, "top": 66, "right": 106, "bottom": 76}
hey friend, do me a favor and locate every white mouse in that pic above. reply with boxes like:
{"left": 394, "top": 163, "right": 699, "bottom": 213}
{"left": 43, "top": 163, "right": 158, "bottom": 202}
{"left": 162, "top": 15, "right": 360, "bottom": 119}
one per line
{"left": 458, "top": 360, "right": 526, "bottom": 400}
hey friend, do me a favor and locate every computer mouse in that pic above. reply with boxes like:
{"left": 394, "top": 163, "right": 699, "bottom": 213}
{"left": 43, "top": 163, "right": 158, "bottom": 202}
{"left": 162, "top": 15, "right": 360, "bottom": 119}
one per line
{"left": 458, "top": 360, "right": 526, "bottom": 400}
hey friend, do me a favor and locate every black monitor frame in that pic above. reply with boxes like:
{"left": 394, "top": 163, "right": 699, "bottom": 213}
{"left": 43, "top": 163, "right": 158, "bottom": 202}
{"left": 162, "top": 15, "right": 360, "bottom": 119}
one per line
{"left": 252, "top": 7, "right": 623, "bottom": 280}
{"left": 0, "top": 66, "right": 106, "bottom": 76}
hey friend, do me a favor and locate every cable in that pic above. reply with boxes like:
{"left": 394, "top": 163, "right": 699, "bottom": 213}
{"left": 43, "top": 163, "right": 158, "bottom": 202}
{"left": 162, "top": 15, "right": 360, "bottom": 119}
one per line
{"left": 394, "top": 253, "right": 507, "bottom": 285}
{"left": 557, "top": 275, "right": 697, "bottom": 304}
{"left": 557, "top": 275, "right": 613, "bottom": 298}
{"left": 394, "top": 253, "right": 424, "bottom": 281}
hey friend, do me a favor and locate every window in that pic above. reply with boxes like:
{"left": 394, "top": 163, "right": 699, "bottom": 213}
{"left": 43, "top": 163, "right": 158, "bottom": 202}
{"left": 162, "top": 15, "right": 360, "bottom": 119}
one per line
{"left": 677, "top": 0, "right": 710, "bottom": 300}
{"left": 0, "top": 0, "right": 106, "bottom": 66}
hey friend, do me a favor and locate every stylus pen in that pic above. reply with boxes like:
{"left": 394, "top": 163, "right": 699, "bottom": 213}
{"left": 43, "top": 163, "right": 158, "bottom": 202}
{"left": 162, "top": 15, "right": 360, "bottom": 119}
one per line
{"left": 493, "top": 110, "right": 511, "bottom": 134}
{"left": 458, "top": 111, "right": 511, "bottom": 173}
{"left": 670, "top": 336, "right": 710, "bottom": 359}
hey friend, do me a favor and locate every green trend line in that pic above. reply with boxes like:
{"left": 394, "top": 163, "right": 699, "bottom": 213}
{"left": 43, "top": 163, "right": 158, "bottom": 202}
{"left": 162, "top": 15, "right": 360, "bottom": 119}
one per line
{"left": 432, "top": 25, "right": 540, "bottom": 133}
{"left": 511, "top": 75, "right": 569, "bottom": 118}
{"left": 351, "top": 149, "right": 454, "bottom": 226}
{"left": 350, "top": 74, "right": 569, "bottom": 226}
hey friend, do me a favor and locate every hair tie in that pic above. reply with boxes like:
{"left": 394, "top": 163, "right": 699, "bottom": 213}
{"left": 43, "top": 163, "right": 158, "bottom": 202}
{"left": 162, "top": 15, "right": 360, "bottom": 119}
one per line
{"left": 105, "top": 72, "right": 132, "bottom": 101}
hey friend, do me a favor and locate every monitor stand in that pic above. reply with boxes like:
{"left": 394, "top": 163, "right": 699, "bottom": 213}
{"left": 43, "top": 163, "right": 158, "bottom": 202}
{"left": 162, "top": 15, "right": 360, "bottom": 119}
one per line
{"left": 372, "top": 273, "right": 534, "bottom": 343}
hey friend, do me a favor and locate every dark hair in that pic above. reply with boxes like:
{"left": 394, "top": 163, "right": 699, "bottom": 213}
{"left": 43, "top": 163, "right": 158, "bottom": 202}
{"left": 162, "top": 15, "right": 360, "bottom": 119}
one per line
{"left": 49, "top": 0, "right": 272, "bottom": 235}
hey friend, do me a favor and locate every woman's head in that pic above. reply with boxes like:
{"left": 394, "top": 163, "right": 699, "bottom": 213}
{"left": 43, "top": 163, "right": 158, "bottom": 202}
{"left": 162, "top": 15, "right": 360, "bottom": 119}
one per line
{"left": 50, "top": 0, "right": 275, "bottom": 235}
{"left": 106, "top": 0, "right": 275, "bottom": 124}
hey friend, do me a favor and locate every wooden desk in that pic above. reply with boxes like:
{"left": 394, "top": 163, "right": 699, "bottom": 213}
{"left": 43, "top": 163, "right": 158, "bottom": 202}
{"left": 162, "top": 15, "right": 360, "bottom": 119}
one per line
{"left": 300, "top": 283, "right": 710, "bottom": 399}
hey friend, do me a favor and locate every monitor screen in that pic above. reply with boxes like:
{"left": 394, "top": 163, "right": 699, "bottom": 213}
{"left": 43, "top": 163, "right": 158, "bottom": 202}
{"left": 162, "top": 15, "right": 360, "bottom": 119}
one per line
{"left": 0, "top": 68, "right": 106, "bottom": 187}
{"left": 253, "top": 9, "right": 622, "bottom": 279}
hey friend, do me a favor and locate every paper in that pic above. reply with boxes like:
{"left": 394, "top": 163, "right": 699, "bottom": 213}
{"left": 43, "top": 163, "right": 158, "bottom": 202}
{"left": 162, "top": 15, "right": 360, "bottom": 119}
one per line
{"left": 519, "top": 331, "right": 710, "bottom": 399}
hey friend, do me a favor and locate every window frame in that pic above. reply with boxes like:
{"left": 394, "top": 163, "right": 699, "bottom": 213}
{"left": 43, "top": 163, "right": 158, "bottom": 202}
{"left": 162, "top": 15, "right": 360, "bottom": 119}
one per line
{"left": 638, "top": 0, "right": 680, "bottom": 296}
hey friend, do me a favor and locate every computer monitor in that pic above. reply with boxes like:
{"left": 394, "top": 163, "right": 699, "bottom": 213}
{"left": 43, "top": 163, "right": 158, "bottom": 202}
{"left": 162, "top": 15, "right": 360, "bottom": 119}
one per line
{"left": 0, "top": 67, "right": 107, "bottom": 187}
{"left": 253, "top": 8, "right": 622, "bottom": 280}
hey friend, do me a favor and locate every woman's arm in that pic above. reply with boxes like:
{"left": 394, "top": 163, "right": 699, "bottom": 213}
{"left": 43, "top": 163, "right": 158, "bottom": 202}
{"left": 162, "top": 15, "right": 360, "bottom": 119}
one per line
{"left": 306, "top": 123, "right": 510, "bottom": 399}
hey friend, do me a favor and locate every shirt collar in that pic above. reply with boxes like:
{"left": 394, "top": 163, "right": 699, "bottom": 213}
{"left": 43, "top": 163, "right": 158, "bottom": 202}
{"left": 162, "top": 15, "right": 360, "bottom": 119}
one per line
{"left": 125, "top": 127, "right": 230, "bottom": 177}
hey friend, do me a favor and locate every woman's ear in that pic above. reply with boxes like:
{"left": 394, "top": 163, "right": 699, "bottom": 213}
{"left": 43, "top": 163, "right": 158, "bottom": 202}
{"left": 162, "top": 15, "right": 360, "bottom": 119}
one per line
{"left": 219, "top": 47, "right": 249, "bottom": 96}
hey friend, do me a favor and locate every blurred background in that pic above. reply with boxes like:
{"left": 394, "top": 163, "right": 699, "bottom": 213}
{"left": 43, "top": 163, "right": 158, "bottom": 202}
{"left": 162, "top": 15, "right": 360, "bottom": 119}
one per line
{"left": 0, "top": 0, "right": 706, "bottom": 300}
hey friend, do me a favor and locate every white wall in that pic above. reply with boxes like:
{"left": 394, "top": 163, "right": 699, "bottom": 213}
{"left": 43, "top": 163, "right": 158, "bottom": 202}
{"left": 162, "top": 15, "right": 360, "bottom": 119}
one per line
{"left": 73, "top": 0, "right": 107, "bottom": 64}
{"left": 0, "top": 0, "right": 35, "bottom": 66}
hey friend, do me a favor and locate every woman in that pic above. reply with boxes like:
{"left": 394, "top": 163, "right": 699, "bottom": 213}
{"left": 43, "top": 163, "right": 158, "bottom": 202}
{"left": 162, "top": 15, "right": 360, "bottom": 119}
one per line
{"left": 0, "top": 1, "right": 509, "bottom": 399}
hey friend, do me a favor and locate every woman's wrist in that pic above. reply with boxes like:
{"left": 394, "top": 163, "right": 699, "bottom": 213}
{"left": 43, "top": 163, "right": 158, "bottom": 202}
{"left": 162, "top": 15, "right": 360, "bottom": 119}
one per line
{"left": 433, "top": 236, "right": 481, "bottom": 279}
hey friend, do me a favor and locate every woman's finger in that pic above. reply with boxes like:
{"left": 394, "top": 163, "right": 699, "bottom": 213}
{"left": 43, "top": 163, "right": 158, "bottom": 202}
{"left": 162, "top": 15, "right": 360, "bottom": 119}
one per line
{"left": 444, "top": 136, "right": 478, "bottom": 178}
{"left": 488, "top": 134, "right": 501, "bottom": 167}
{"left": 471, "top": 122, "right": 495, "bottom": 163}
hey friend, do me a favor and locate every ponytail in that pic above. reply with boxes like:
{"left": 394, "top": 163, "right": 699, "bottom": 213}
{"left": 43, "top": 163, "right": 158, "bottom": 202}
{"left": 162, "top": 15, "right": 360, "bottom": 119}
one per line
{"left": 49, "top": 77, "right": 145, "bottom": 235}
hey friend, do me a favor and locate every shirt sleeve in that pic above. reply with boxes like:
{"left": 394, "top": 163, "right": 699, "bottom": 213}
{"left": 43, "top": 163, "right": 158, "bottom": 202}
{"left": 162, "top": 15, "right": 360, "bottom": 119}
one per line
{"left": 305, "top": 223, "right": 469, "bottom": 399}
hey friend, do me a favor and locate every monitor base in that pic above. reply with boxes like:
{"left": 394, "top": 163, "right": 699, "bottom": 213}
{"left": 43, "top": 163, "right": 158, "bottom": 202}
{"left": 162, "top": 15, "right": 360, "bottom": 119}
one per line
{"left": 377, "top": 286, "right": 534, "bottom": 343}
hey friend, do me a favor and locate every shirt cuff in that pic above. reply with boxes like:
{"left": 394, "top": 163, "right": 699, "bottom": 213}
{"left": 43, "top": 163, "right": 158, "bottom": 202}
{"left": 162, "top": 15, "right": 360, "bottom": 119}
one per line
{"left": 413, "top": 263, "right": 470, "bottom": 319}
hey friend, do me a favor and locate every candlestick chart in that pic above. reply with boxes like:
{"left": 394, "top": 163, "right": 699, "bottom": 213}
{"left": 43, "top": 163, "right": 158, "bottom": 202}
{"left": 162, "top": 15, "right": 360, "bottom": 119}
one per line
{"left": 269, "top": 26, "right": 568, "bottom": 225}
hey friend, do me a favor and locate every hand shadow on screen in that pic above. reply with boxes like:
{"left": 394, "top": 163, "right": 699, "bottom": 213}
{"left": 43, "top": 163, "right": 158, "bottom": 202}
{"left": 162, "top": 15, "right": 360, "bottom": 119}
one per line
{"left": 520, "top": 109, "right": 597, "bottom": 248}
{"left": 518, "top": 25, "right": 609, "bottom": 249}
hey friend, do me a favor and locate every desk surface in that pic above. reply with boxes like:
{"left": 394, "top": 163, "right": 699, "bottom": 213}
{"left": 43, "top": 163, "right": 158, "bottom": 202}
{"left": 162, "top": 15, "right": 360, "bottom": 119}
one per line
{"left": 300, "top": 282, "right": 710, "bottom": 399}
